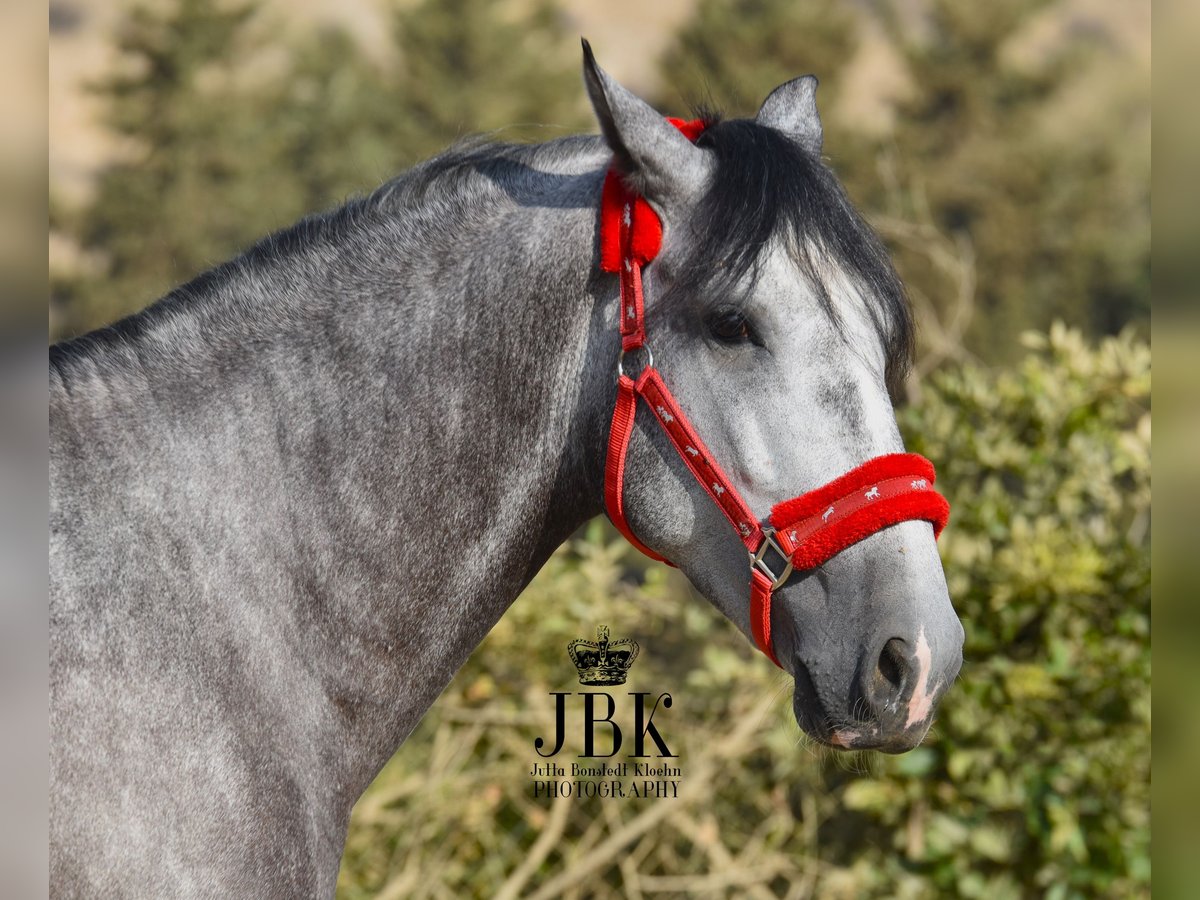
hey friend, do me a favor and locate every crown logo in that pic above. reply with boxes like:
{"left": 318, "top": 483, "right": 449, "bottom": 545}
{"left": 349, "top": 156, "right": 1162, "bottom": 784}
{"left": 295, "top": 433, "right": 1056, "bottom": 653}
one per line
{"left": 567, "top": 626, "right": 640, "bottom": 686}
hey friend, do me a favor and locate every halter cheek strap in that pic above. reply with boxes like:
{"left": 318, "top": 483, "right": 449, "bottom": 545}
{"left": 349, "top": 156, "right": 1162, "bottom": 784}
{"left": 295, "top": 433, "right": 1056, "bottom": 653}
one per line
{"left": 599, "top": 119, "right": 950, "bottom": 668}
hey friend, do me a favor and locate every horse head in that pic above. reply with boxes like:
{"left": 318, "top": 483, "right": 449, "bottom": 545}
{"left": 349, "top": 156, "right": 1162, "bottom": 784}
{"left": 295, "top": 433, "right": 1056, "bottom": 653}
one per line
{"left": 583, "top": 46, "right": 964, "bottom": 753}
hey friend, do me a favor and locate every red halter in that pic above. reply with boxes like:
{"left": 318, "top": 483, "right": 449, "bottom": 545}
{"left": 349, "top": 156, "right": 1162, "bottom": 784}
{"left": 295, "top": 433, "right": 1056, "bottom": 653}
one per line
{"left": 599, "top": 119, "right": 950, "bottom": 668}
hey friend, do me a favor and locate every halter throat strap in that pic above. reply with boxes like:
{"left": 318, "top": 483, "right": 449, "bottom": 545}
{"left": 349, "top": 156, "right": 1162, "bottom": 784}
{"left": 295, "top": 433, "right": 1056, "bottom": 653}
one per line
{"left": 598, "top": 119, "right": 950, "bottom": 668}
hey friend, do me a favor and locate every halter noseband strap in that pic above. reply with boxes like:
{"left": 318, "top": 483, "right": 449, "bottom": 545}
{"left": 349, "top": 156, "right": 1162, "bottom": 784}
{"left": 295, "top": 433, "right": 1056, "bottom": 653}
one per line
{"left": 599, "top": 118, "right": 950, "bottom": 668}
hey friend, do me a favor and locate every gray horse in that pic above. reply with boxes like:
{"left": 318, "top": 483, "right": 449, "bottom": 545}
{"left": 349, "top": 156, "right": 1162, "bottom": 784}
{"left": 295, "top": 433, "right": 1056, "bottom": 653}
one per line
{"left": 50, "top": 47, "right": 964, "bottom": 897}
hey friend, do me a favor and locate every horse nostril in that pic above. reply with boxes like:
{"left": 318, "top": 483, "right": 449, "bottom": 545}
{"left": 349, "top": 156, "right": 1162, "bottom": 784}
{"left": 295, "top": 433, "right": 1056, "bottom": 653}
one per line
{"left": 856, "top": 637, "right": 919, "bottom": 726}
{"left": 875, "top": 638, "right": 909, "bottom": 697}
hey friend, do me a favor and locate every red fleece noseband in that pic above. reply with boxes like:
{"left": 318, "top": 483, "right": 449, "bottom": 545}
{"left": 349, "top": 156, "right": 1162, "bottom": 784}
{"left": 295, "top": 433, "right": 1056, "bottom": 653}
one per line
{"left": 769, "top": 453, "right": 949, "bottom": 572}
{"left": 598, "top": 118, "right": 950, "bottom": 668}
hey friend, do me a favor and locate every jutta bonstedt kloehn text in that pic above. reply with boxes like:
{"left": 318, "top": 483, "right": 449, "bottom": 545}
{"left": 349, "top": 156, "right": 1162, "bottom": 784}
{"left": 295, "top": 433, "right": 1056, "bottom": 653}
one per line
{"left": 529, "top": 761, "right": 682, "bottom": 799}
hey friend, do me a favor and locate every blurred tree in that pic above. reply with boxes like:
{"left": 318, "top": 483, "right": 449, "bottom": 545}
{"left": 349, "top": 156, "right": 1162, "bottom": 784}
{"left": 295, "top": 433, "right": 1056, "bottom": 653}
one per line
{"left": 52, "top": 0, "right": 277, "bottom": 336}
{"left": 871, "top": 0, "right": 1149, "bottom": 361}
{"left": 656, "top": 0, "right": 860, "bottom": 116}
{"left": 387, "top": 0, "right": 587, "bottom": 161}
{"left": 50, "top": 0, "right": 586, "bottom": 341}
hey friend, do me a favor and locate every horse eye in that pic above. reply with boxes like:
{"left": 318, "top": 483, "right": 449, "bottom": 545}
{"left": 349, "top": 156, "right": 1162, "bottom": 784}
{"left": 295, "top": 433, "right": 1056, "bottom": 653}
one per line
{"left": 708, "top": 311, "right": 752, "bottom": 344}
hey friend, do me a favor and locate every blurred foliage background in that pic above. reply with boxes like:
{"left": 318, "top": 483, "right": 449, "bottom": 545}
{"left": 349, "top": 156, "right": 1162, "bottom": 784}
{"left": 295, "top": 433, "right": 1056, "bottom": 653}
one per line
{"left": 48, "top": 0, "right": 1150, "bottom": 896}
{"left": 337, "top": 326, "right": 1150, "bottom": 899}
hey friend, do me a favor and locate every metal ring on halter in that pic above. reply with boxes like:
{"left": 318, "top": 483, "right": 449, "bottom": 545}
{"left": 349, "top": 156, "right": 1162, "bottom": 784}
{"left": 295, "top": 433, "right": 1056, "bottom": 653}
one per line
{"left": 617, "top": 344, "right": 654, "bottom": 379}
{"left": 751, "top": 528, "right": 795, "bottom": 591}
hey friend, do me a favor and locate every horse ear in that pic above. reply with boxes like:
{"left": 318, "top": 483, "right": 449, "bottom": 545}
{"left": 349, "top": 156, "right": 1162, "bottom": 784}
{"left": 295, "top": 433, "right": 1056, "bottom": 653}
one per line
{"left": 581, "top": 39, "right": 710, "bottom": 205}
{"left": 756, "top": 75, "right": 822, "bottom": 155}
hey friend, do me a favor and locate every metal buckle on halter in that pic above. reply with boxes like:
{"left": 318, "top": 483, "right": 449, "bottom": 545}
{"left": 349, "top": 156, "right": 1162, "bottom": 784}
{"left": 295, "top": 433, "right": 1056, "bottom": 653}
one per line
{"left": 617, "top": 343, "right": 654, "bottom": 379}
{"left": 750, "top": 528, "right": 794, "bottom": 591}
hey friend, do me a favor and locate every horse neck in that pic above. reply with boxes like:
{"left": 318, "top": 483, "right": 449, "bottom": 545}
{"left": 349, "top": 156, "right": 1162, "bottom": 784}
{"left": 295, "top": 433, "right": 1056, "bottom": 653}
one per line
{"left": 52, "top": 142, "right": 616, "bottom": 798}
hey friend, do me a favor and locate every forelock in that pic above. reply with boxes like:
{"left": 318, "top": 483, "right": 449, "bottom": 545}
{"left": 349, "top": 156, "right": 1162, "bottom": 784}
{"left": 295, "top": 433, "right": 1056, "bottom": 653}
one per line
{"left": 676, "top": 117, "right": 914, "bottom": 393}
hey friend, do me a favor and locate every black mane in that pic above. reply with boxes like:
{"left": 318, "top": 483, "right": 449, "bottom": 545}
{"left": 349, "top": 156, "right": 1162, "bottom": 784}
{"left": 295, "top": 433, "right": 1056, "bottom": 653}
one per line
{"left": 685, "top": 116, "right": 914, "bottom": 391}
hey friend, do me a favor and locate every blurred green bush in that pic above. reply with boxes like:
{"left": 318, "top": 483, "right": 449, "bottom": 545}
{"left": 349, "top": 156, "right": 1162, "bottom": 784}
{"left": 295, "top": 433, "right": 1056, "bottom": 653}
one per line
{"left": 337, "top": 325, "right": 1150, "bottom": 899}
